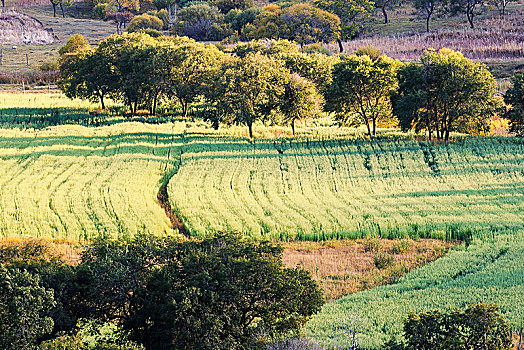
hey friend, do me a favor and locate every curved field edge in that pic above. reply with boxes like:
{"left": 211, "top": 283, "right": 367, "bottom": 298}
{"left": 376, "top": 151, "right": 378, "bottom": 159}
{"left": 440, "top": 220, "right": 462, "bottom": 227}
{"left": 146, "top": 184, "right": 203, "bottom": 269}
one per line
{"left": 303, "top": 231, "right": 524, "bottom": 349}
{"left": 0, "top": 123, "right": 182, "bottom": 240}
{"left": 168, "top": 135, "right": 524, "bottom": 241}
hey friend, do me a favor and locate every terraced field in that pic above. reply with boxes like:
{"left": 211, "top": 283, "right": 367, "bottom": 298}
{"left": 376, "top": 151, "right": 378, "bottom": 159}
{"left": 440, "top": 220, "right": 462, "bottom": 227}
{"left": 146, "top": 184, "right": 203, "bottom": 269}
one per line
{"left": 170, "top": 135, "right": 524, "bottom": 240}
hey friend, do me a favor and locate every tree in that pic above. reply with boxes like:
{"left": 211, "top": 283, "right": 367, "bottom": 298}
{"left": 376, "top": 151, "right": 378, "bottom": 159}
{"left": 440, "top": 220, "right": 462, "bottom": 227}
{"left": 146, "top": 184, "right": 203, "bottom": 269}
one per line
{"left": 214, "top": 0, "right": 253, "bottom": 14}
{"left": 58, "top": 49, "right": 116, "bottom": 110}
{"left": 373, "top": 0, "right": 401, "bottom": 24}
{"left": 315, "top": 0, "right": 373, "bottom": 51}
{"left": 393, "top": 48, "right": 499, "bottom": 141}
{"left": 281, "top": 4, "right": 341, "bottom": 46}
{"left": 279, "top": 73, "right": 323, "bottom": 135}
{"left": 212, "top": 53, "right": 288, "bottom": 139}
{"left": 124, "top": 233, "right": 324, "bottom": 350}
{"left": 0, "top": 265, "right": 55, "bottom": 350}
{"left": 166, "top": 42, "right": 225, "bottom": 119}
{"left": 58, "top": 34, "right": 91, "bottom": 57}
{"left": 504, "top": 71, "right": 524, "bottom": 136}
{"left": 127, "top": 14, "right": 164, "bottom": 32}
{"left": 279, "top": 51, "right": 340, "bottom": 93}
{"left": 444, "top": 0, "right": 487, "bottom": 28}
{"left": 50, "top": 0, "right": 71, "bottom": 18}
{"left": 402, "top": 304, "right": 512, "bottom": 350}
{"left": 325, "top": 54, "right": 399, "bottom": 136}
{"left": 414, "top": 0, "right": 442, "bottom": 32}
{"left": 487, "top": 0, "right": 516, "bottom": 17}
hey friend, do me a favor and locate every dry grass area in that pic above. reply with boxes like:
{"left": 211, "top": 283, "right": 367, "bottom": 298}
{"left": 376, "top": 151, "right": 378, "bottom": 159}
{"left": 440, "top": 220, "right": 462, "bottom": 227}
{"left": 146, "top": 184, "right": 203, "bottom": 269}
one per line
{"left": 0, "top": 237, "right": 82, "bottom": 265}
{"left": 283, "top": 238, "right": 456, "bottom": 300}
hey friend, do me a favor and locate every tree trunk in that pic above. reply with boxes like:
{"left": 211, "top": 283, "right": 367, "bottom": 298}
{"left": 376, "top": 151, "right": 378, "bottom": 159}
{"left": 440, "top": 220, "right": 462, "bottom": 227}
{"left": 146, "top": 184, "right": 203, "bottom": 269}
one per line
{"left": 291, "top": 119, "right": 296, "bottom": 136}
{"left": 248, "top": 121, "right": 254, "bottom": 140}
{"left": 100, "top": 95, "right": 105, "bottom": 110}
{"left": 517, "top": 328, "right": 522, "bottom": 350}
{"left": 467, "top": 9, "right": 474, "bottom": 28}
{"left": 365, "top": 121, "right": 371, "bottom": 136}
{"left": 1, "top": 0, "right": 5, "bottom": 8}
{"left": 181, "top": 99, "right": 188, "bottom": 119}
{"left": 444, "top": 128, "right": 450, "bottom": 142}
{"left": 427, "top": 123, "right": 432, "bottom": 141}
{"left": 337, "top": 39, "right": 344, "bottom": 53}
{"left": 382, "top": 7, "right": 388, "bottom": 24}
{"left": 372, "top": 118, "right": 376, "bottom": 136}
{"left": 52, "top": 2, "right": 57, "bottom": 17}
{"left": 426, "top": 15, "right": 431, "bottom": 32}
{"left": 60, "top": 2, "right": 65, "bottom": 18}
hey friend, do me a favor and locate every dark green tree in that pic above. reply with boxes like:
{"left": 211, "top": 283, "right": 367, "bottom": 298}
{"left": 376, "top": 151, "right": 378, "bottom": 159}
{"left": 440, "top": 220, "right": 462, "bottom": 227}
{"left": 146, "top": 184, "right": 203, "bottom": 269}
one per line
{"left": 0, "top": 265, "right": 55, "bottom": 350}
{"left": 504, "top": 71, "right": 524, "bottom": 136}
{"left": 414, "top": 0, "right": 442, "bottom": 32}
{"left": 125, "top": 233, "right": 324, "bottom": 350}
{"left": 402, "top": 304, "right": 512, "bottom": 350}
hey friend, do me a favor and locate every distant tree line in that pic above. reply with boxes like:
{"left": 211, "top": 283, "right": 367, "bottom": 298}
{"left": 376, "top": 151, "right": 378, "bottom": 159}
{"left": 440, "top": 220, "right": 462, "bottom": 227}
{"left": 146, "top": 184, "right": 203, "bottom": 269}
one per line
{"left": 59, "top": 33, "right": 523, "bottom": 140}
{"left": 0, "top": 234, "right": 323, "bottom": 350}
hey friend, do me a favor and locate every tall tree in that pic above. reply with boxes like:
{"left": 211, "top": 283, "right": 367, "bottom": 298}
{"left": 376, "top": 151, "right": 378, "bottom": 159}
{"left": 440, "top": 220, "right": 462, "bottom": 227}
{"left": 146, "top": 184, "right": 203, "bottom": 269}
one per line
{"left": 444, "top": 0, "right": 486, "bottom": 28}
{"left": 373, "top": 0, "right": 401, "bottom": 24}
{"left": 315, "top": 0, "right": 374, "bottom": 52}
{"left": 325, "top": 54, "right": 399, "bottom": 136}
{"left": 393, "top": 48, "right": 499, "bottom": 141}
{"left": 487, "top": 0, "right": 517, "bottom": 17}
{"left": 166, "top": 42, "right": 225, "bottom": 119}
{"left": 504, "top": 71, "right": 524, "bottom": 136}
{"left": 50, "top": 0, "right": 70, "bottom": 18}
{"left": 279, "top": 73, "right": 323, "bottom": 135}
{"left": 212, "top": 53, "right": 288, "bottom": 139}
{"left": 414, "top": 0, "right": 442, "bottom": 32}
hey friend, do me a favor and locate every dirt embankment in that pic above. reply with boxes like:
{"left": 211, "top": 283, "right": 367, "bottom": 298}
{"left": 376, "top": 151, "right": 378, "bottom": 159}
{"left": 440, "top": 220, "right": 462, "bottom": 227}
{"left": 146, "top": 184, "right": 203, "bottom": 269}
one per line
{"left": 0, "top": 8, "right": 57, "bottom": 44}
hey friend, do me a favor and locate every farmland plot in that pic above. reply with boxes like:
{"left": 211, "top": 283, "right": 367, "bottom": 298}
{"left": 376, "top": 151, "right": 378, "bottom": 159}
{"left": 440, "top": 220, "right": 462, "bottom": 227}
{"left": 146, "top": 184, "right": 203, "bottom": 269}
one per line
{"left": 0, "top": 123, "right": 181, "bottom": 240}
{"left": 169, "top": 136, "right": 524, "bottom": 240}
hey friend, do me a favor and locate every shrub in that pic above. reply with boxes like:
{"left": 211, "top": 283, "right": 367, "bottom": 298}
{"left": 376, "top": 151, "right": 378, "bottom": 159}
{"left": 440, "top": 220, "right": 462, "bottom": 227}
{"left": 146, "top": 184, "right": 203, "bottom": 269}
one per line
{"left": 301, "top": 43, "right": 331, "bottom": 55}
{"left": 390, "top": 239, "right": 411, "bottom": 254}
{"left": 214, "top": 0, "right": 253, "bottom": 14}
{"left": 373, "top": 251, "right": 394, "bottom": 269}
{"left": 39, "top": 60, "right": 58, "bottom": 72}
{"left": 0, "top": 265, "right": 55, "bottom": 350}
{"left": 127, "top": 14, "right": 164, "bottom": 32}
{"left": 363, "top": 238, "right": 382, "bottom": 252}
{"left": 138, "top": 28, "right": 164, "bottom": 37}
{"left": 402, "top": 304, "right": 512, "bottom": 350}
{"left": 93, "top": 3, "right": 109, "bottom": 19}
{"left": 39, "top": 335, "right": 87, "bottom": 350}
{"left": 355, "top": 45, "right": 382, "bottom": 60}
{"left": 179, "top": 4, "right": 226, "bottom": 40}
{"left": 58, "top": 34, "right": 91, "bottom": 56}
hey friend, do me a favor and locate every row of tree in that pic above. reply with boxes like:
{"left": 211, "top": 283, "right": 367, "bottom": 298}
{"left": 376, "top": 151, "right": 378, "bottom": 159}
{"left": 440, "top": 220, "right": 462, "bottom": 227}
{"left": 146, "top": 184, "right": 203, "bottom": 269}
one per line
{"left": 0, "top": 234, "right": 323, "bottom": 350}
{"left": 59, "top": 34, "right": 523, "bottom": 141}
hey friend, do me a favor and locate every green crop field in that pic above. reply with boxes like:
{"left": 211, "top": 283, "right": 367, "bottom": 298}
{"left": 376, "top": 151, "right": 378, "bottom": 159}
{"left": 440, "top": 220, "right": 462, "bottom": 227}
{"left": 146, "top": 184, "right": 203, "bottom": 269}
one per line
{"left": 304, "top": 231, "right": 524, "bottom": 348}
{"left": 169, "top": 135, "right": 524, "bottom": 240}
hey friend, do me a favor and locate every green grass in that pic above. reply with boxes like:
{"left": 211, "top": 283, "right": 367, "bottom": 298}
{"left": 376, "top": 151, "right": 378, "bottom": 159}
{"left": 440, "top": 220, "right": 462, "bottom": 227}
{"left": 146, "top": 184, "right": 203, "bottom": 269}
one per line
{"left": 304, "top": 231, "right": 524, "bottom": 349}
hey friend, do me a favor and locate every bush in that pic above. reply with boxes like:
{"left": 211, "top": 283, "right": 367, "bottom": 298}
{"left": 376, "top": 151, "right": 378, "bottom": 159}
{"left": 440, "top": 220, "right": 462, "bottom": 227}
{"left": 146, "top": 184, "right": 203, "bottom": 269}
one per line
{"left": 373, "top": 251, "right": 394, "bottom": 269}
{"left": 179, "top": 3, "right": 226, "bottom": 40}
{"left": 0, "top": 265, "right": 55, "bottom": 350}
{"left": 355, "top": 45, "right": 382, "bottom": 60}
{"left": 214, "top": 0, "right": 253, "bottom": 14}
{"left": 127, "top": 14, "right": 164, "bottom": 32}
{"left": 301, "top": 43, "right": 331, "bottom": 55}
{"left": 39, "top": 335, "right": 87, "bottom": 350}
{"left": 363, "top": 238, "right": 382, "bottom": 252}
{"left": 93, "top": 3, "right": 109, "bottom": 19}
{"left": 390, "top": 239, "right": 411, "bottom": 254}
{"left": 138, "top": 28, "right": 164, "bottom": 37}
{"left": 402, "top": 304, "right": 512, "bottom": 350}
{"left": 58, "top": 34, "right": 91, "bottom": 56}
